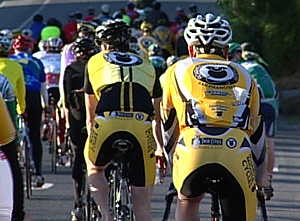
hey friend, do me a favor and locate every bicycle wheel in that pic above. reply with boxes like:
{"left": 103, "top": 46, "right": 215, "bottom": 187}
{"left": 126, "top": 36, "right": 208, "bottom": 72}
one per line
{"left": 24, "top": 136, "right": 32, "bottom": 198}
{"left": 50, "top": 120, "right": 58, "bottom": 174}
{"left": 65, "top": 132, "right": 74, "bottom": 167}
{"left": 109, "top": 164, "right": 119, "bottom": 220}
{"left": 119, "top": 179, "right": 134, "bottom": 221}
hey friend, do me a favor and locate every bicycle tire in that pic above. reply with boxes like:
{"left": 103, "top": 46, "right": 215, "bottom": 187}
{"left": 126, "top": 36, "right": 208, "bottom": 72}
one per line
{"left": 24, "top": 136, "right": 32, "bottom": 198}
{"left": 65, "top": 133, "right": 74, "bottom": 167}
{"left": 109, "top": 165, "right": 119, "bottom": 220}
{"left": 50, "top": 120, "right": 57, "bottom": 174}
{"left": 119, "top": 179, "right": 133, "bottom": 221}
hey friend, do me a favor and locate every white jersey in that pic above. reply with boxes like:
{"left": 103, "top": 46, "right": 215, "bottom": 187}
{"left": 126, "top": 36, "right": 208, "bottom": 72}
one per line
{"left": 33, "top": 52, "right": 61, "bottom": 89}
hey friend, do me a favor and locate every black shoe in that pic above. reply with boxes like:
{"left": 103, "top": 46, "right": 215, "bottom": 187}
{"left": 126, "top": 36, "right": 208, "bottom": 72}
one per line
{"left": 264, "top": 186, "right": 274, "bottom": 200}
{"left": 36, "top": 175, "right": 45, "bottom": 187}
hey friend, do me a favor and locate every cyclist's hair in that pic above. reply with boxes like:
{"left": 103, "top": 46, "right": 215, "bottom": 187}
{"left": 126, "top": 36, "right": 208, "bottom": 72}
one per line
{"left": 184, "top": 13, "right": 232, "bottom": 50}
{"left": 95, "top": 19, "right": 131, "bottom": 51}
{"left": 12, "top": 35, "right": 35, "bottom": 51}
{"left": 0, "top": 36, "right": 12, "bottom": 55}
{"left": 72, "top": 37, "right": 98, "bottom": 59}
{"left": 45, "top": 37, "right": 63, "bottom": 53}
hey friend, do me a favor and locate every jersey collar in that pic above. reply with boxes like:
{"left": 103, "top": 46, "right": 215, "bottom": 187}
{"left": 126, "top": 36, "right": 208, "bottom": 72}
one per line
{"left": 196, "top": 54, "right": 226, "bottom": 61}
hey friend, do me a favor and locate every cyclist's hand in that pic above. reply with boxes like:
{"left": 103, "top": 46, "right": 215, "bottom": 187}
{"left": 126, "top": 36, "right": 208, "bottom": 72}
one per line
{"left": 156, "top": 152, "right": 167, "bottom": 184}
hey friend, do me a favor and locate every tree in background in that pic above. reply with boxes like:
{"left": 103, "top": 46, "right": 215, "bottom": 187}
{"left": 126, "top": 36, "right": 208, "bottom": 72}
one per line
{"left": 217, "top": 0, "right": 300, "bottom": 81}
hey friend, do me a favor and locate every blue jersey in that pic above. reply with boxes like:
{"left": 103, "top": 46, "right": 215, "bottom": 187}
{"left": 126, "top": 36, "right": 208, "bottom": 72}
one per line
{"left": 10, "top": 52, "right": 46, "bottom": 92}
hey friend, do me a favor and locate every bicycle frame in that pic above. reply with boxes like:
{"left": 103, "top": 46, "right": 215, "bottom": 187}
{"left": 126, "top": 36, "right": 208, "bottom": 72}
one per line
{"left": 109, "top": 139, "right": 134, "bottom": 221}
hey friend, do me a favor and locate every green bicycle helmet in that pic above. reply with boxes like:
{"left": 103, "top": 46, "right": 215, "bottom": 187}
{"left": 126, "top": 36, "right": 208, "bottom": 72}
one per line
{"left": 228, "top": 42, "right": 242, "bottom": 54}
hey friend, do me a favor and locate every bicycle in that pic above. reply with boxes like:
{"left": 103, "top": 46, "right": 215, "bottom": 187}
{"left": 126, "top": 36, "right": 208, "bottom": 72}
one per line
{"left": 45, "top": 96, "right": 67, "bottom": 173}
{"left": 64, "top": 128, "right": 74, "bottom": 168}
{"left": 17, "top": 114, "right": 34, "bottom": 199}
{"left": 161, "top": 179, "right": 269, "bottom": 221}
{"left": 108, "top": 139, "right": 134, "bottom": 221}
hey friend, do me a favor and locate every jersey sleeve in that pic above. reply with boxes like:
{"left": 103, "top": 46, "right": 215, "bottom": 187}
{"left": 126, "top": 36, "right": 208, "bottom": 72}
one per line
{"left": 16, "top": 66, "right": 26, "bottom": 114}
{"left": 83, "top": 64, "right": 94, "bottom": 95}
{"left": 152, "top": 72, "right": 162, "bottom": 98}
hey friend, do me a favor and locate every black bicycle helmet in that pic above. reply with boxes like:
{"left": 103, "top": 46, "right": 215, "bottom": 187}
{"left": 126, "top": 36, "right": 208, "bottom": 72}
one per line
{"left": 72, "top": 37, "right": 98, "bottom": 58}
{"left": 95, "top": 19, "right": 131, "bottom": 50}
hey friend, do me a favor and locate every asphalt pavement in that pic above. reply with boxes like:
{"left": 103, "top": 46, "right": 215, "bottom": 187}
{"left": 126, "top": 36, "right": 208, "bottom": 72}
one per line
{"left": 23, "top": 114, "right": 300, "bottom": 221}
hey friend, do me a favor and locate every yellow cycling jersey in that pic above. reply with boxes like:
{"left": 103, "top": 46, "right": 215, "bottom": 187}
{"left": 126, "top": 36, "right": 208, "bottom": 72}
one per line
{"left": 86, "top": 50, "right": 161, "bottom": 114}
{"left": 137, "top": 35, "right": 159, "bottom": 60}
{"left": 161, "top": 54, "right": 261, "bottom": 136}
{"left": 0, "top": 58, "right": 26, "bottom": 114}
{"left": 0, "top": 93, "right": 16, "bottom": 146}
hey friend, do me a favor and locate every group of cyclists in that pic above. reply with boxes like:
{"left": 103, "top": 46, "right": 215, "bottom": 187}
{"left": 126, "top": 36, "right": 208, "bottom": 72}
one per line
{"left": 0, "top": 1, "right": 279, "bottom": 221}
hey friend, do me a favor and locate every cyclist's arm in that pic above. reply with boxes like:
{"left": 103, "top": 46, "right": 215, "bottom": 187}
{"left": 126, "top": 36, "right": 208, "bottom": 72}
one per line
{"left": 85, "top": 93, "right": 97, "bottom": 136}
{"left": 84, "top": 66, "right": 97, "bottom": 136}
{"left": 16, "top": 67, "right": 26, "bottom": 114}
{"left": 152, "top": 96, "right": 164, "bottom": 156}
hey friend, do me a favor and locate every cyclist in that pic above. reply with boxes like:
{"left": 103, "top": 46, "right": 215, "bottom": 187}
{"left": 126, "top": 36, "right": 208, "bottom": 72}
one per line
{"left": 137, "top": 20, "right": 159, "bottom": 60}
{"left": 229, "top": 42, "right": 278, "bottom": 200}
{"left": 59, "top": 20, "right": 97, "bottom": 102}
{"left": 0, "top": 36, "right": 26, "bottom": 115}
{"left": 148, "top": 43, "right": 167, "bottom": 77}
{"left": 241, "top": 42, "right": 269, "bottom": 72}
{"left": 93, "top": 4, "right": 113, "bottom": 25}
{"left": 83, "top": 19, "right": 165, "bottom": 221}
{"left": 34, "top": 37, "right": 68, "bottom": 164}
{"left": 228, "top": 42, "right": 243, "bottom": 62}
{"left": 161, "top": 14, "right": 266, "bottom": 221}
{"left": 63, "top": 37, "right": 98, "bottom": 220}
{"left": 151, "top": 18, "right": 174, "bottom": 59}
{"left": 0, "top": 93, "right": 18, "bottom": 221}
{"left": 0, "top": 36, "right": 26, "bottom": 221}
{"left": 10, "top": 34, "right": 49, "bottom": 188}
{"left": 0, "top": 79, "right": 25, "bottom": 221}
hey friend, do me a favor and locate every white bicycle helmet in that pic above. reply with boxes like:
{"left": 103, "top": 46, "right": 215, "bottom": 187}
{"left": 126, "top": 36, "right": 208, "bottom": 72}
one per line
{"left": 45, "top": 37, "right": 63, "bottom": 52}
{"left": 0, "top": 29, "right": 13, "bottom": 39}
{"left": 184, "top": 13, "right": 232, "bottom": 48}
{"left": 0, "top": 36, "right": 12, "bottom": 54}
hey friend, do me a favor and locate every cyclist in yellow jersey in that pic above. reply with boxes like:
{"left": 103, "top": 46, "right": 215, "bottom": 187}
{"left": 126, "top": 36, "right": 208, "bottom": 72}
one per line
{"left": 0, "top": 92, "right": 25, "bottom": 221}
{"left": 161, "top": 13, "right": 267, "bottom": 221}
{"left": 84, "top": 20, "right": 165, "bottom": 221}
{"left": 0, "top": 36, "right": 26, "bottom": 114}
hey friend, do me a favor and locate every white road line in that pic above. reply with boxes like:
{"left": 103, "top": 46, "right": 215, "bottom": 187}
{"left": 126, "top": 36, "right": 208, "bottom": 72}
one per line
{"left": 18, "top": 0, "right": 51, "bottom": 30}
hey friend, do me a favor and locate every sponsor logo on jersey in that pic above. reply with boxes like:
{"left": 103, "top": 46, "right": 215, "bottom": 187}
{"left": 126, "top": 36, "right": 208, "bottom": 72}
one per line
{"left": 193, "top": 63, "right": 238, "bottom": 85}
{"left": 205, "top": 90, "right": 231, "bottom": 96}
{"left": 226, "top": 138, "right": 237, "bottom": 148}
{"left": 242, "top": 154, "right": 256, "bottom": 191}
{"left": 135, "top": 113, "right": 144, "bottom": 121}
{"left": 192, "top": 136, "right": 223, "bottom": 149}
{"left": 111, "top": 111, "right": 133, "bottom": 118}
{"left": 104, "top": 51, "right": 143, "bottom": 66}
